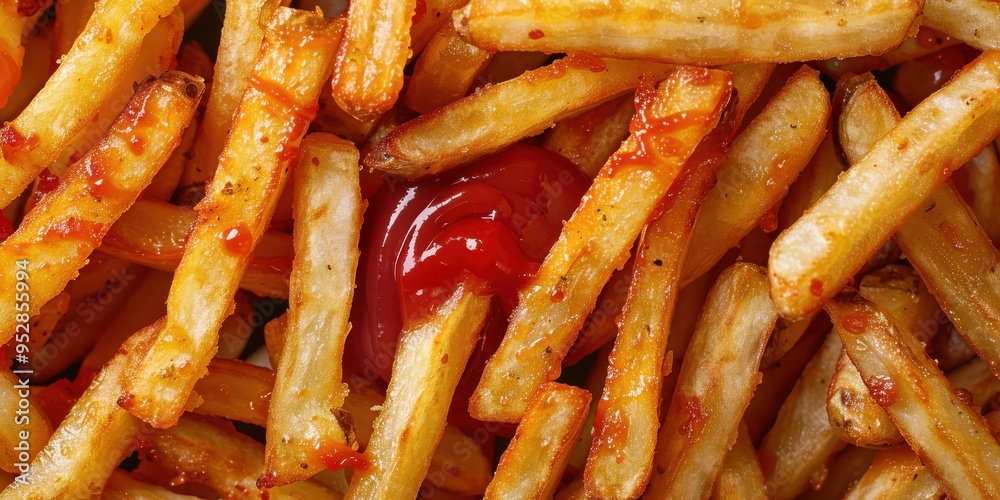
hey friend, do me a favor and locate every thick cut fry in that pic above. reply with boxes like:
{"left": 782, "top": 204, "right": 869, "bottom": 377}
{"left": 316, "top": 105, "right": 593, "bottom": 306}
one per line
{"left": 770, "top": 52, "right": 1000, "bottom": 320}
{"left": 345, "top": 285, "right": 491, "bottom": 499}
{"left": 757, "top": 331, "right": 844, "bottom": 499}
{"left": 102, "top": 470, "right": 200, "bottom": 500}
{"left": 263, "top": 134, "right": 363, "bottom": 486}
{"left": 923, "top": 0, "right": 1000, "bottom": 51}
{"left": 681, "top": 65, "right": 830, "bottom": 286}
{"left": 471, "top": 67, "right": 733, "bottom": 423}
{"left": 647, "top": 263, "right": 778, "bottom": 499}
{"left": 484, "top": 383, "right": 590, "bottom": 500}
{"left": 0, "top": 368, "right": 51, "bottom": 474}
{"left": 453, "top": 0, "right": 921, "bottom": 65}
{"left": 405, "top": 22, "right": 491, "bottom": 114}
{"left": 541, "top": 94, "right": 635, "bottom": 178}
{"left": 0, "top": 0, "right": 183, "bottom": 208}
{"left": 121, "top": 8, "right": 343, "bottom": 428}
{"left": 365, "top": 57, "right": 672, "bottom": 179}
{"left": 0, "top": 72, "right": 203, "bottom": 343}
{"left": 713, "top": 422, "right": 766, "bottom": 500}
{"left": 180, "top": 0, "right": 286, "bottom": 187}
{"left": 584, "top": 100, "right": 736, "bottom": 500}
{"left": 0, "top": 321, "right": 160, "bottom": 500}
{"left": 330, "top": 0, "right": 416, "bottom": 122}
{"left": 826, "top": 291, "right": 1000, "bottom": 498}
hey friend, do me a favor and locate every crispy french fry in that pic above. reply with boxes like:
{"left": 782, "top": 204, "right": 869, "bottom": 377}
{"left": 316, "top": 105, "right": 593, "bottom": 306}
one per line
{"left": 471, "top": 66, "right": 733, "bottom": 423}
{"left": 713, "top": 422, "right": 766, "bottom": 500}
{"left": 263, "top": 134, "right": 363, "bottom": 486}
{"left": 410, "top": 0, "right": 469, "bottom": 57}
{"left": 770, "top": 51, "right": 1000, "bottom": 320}
{"left": 405, "top": 22, "right": 491, "bottom": 114}
{"left": 121, "top": 8, "right": 343, "bottom": 429}
{"left": 453, "top": 0, "right": 921, "bottom": 65}
{"left": 0, "top": 368, "right": 51, "bottom": 474}
{"left": 681, "top": 66, "right": 829, "bottom": 286}
{"left": 923, "top": 0, "right": 1000, "bottom": 51}
{"left": 836, "top": 73, "right": 900, "bottom": 166}
{"left": 542, "top": 94, "right": 635, "bottom": 178}
{"left": 190, "top": 358, "right": 274, "bottom": 427}
{"left": 776, "top": 127, "right": 845, "bottom": 230}
{"left": 845, "top": 446, "right": 945, "bottom": 500}
{"left": 180, "top": 0, "right": 287, "bottom": 188}
{"left": 757, "top": 330, "right": 844, "bottom": 499}
{"left": 24, "top": 292, "right": 70, "bottom": 353}
{"left": 102, "top": 469, "right": 200, "bottom": 500}
{"left": 330, "top": 0, "right": 416, "bottom": 122}
{"left": 567, "top": 346, "right": 609, "bottom": 476}
{"left": 0, "top": 0, "right": 185, "bottom": 208}
{"left": 647, "top": 263, "right": 778, "bottom": 499}
{"left": 484, "top": 383, "right": 590, "bottom": 500}
{"left": 0, "top": 72, "right": 203, "bottom": 343}
{"left": 346, "top": 284, "right": 491, "bottom": 499}
{"left": 826, "top": 290, "right": 1000, "bottom": 498}
{"left": 365, "top": 57, "right": 672, "bottom": 179}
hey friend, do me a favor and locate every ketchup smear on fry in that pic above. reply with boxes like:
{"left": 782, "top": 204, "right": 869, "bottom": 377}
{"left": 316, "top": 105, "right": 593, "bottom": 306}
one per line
{"left": 346, "top": 144, "right": 589, "bottom": 427}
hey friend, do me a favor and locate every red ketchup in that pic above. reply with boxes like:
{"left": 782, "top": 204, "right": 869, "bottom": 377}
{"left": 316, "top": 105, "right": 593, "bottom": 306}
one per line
{"left": 346, "top": 144, "right": 589, "bottom": 427}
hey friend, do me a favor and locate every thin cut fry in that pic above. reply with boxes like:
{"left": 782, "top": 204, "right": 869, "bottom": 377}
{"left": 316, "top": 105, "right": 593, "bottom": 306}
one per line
{"left": 713, "top": 422, "right": 766, "bottom": 500}
{"left": 770, "top": 51, "right": 1000, "bottom": 319}
{"left": 345, "top": 284, "right": 491, "bottom": 499}
{"left": 0, "top": 0, "right": 184, "bottom": 208}
{"left": 471, "top": 66, "right": 733, "bottom": 423}
{"left": 121, "top": 8, "right": 343, "bottom": 428}
{"left": 826, "top": 290, "right": 1000, "bottom": 498}
{"left": 647, "top": 263, "right": 778, "bottom": 499}
{"left": 365, "top": 57, "right": 673, "bottom": 179}
{"left": 484, "top": 383, "right": 590, "bottom": 500}
{"left": 263, "top": 133, "right": 363, "bottom": 486}
{"left": 405, "top": 22, "right": 492, "bottom": 114}
{"left": 923, "top": 0, "right": 1000, "bottom": 51}
{"left": 0, "top": 72, "right": 203, "bottom": 343}
{"left": 453, "top": 0, "right": 921, "bottom": 65}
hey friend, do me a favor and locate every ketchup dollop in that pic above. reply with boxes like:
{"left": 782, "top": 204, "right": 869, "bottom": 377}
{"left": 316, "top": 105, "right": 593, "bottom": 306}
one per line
{"left": 346, "top": 144, "right": 589, "bottom": 425}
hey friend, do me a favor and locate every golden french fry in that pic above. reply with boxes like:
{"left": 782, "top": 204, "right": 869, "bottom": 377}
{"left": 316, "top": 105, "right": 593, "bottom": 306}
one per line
{"left": 51, "top": 0, "right": 96, "bottom": 64}
{"left": 647, "top": 263, "right": 778, "bottom": 499}
{"left": 121, "top": 8, "right": 343, "bottom": 429}
{"left": 827, "top": 290, "right": 1000, "bottom": 498}
{"left": 410, "top": 0, "right": 469, "bottom": 57}
{"left": 713, "top": 422, "right": 766, "bottom": 500}
{"left": 191, "top": 359, "right": 274, "bottom": 427}
{"left": 845, "top": 446, "right": 945, "bottom": 499}
{"left": 405, "top": 22, "right": 491, "bottom": 114}
{"left": 215, "top": 291, "right": 256, "bottom": 359}
{"left": 681, "top": 66, "right": 830, "bottom": 286}
{"left": 0, "top": 23, "right": 52, "bottom": 123}
{"left": 484, "top": 383, "right": 590, "bottom": 500}
{"left": 365, "top": 57, "right": 672, "bottom": 179}
{"left": 471, "top": 66, "right": 733, "bottom": 423}
{"left": 180, "top": 0, "right": 287, "bottom": 188}
{"left": 454, "top": 0, "right": 920, "bottom": 65}
{"left": 24, "top": 292, "right": 70, "bottom": 353}
{"left": 835, "top": 73, "right": 900, "bottom": 166}
{"left": 963, "top": 143, "right": 1000, "bottom": 245}
{"left": 479, "top": 51, "right": 550, "bottom": 83}
{"left": 81, "top": 270, "right": 172, "bottom": 371}
{"left": 542, "top": 94, "right": 635, "bottom": 178}
{"left": 0, "top": 368, "right": 51, "bottom": 474}
{"left": 346, "top": 284, "right": 491, "bottom": 499}
{"left": 813, "top": 447, "right": 876, "bottom": 500}
{"left": 0, "top": 0, "right": 184, "bottom": 208}
{"left": 263, "top": 134, "right": 363, "bottom": 486}
{"left": 0, "top": 72, "right": 203, "bottom": 343}
{"left": 567, "top": 346, "right": 609, "bottom": 476}
{"left": 923, "top": 0, "right": 1000, "bottom": 51}
{"left": 102, "top": 469, "right": 200, "bottom": 500}
{"left": 770, "top": 51, "right": 1000, "bottom": 320}
{"left": 813, "top": 25, "right": 963, "bottom": 80}
{"left": 776, "top": 126, "right": 845, "bottom": 230}
{"left": 330, "top": 0, "right": 416, "bottom": 122}
{"left": 563, "top": 262, "right": 632, "bottom": 365}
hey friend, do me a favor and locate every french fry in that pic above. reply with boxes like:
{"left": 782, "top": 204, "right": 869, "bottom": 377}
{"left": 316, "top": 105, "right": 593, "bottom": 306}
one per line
{"left": 813, "top": 25, "right": 962, "bottom": 80}
{"left": 141, "top": 415, "right": 340, "bottom": 499}
{"left": 484, "top": 383, "right": 590, "bottom": 500}
{"left": 776, "top": 127, "right": 845, "bottom": 230}
{"left": 409, "top": 0, "right": 469, "bottom": 57}
{"left": 471, "top": 66, "right": 733, "bottom": 423}
{"left": 680, "top": 66, "right": 830, "bottom": 286}
{"left": 405, "top": 22, "right": 492, "bottom": 114}
{"left": 179, "top": 0, "right": 287, "bottom": 188}
{"left": 923, "top": 0, "right": 1000, "bottom": 51}
{"left": 713, "top": 422, "right": 766, "bottom": 500}
{"left": 647, "top": 263, "right": 778, "bottom": 499}
{"left": 330, "top": 0, "right": 416, "bottom": 122}
{"left": 812, "top": 447, "right": 876, "bottom": 500}
{"left": 102, "top": 469, "right": 200, "bottom": 500}
{"left": 121, "top": 8, "right": 343, "bottom": 429}
{"left": 541, "top": 94, "right": 635, "bottom": 178}
{"left": 24, "top": 292, "right": 70, "bottom": 353}
{"left": 844, "top": 446, "right": 945, "bottom": 499}
{"left": 835, "top": 73, "right": 901, "bottom": 166}
{"left": 0, "top": 320, "right": 161, "bottom": 500}
{"left": 0, "top": 368, "right": 51, "bottom": 474}
{"left": 0, "top": 1, "right": 27, "bottom": 109}
{"left": 567, "top": 346, "right": 609, "bottom": 476}
{"left": 346, "top": 284, "right": 490, "bottom": 498}
{"left": 52, "top": 0, "right": 96, "bottom": 64}
{"left": 190, "top": 358, "right": 273, "bottom": 427}
{"left": 99, "top": 199, "right": 294, "bottom": 299}
{"left": 453, "top": 0, "right": 921, "bottom": 65}
{"left": 946, "top": 358, "right": 1000, "bottom": 409}
{"left": 214, "top": 290, "right": 256, "bottom": 359}
{"left": 0, "top": 23, "right": 52, "bottom": 123}
{"left": 770, "top": 51, "right": 1000, "bottom": 320}
{"left": 478, "top": 51, "right": 550, "bottom": 84}
{"left": 0, "top": 72, "right": 203, "bottom": 343}
{"left": 365, "top": 57, "right": 673, "bottom": 179}
{"left": 0, "top": 0, "right": 185, "bottom": 208}
{"left": 963, "top": 143, "right": 1000, "bottom": 245}
{"left": 826, "top": 290, "right": 1000, "bottom": 498}
{"left": 263, "top": 134, "right": 363, "bottom": 486}
{"left": 757, "top": 330, "right": 845, "bottom": 499}
{"left": 563, "top": 263, "right": 632, "bottom": 365}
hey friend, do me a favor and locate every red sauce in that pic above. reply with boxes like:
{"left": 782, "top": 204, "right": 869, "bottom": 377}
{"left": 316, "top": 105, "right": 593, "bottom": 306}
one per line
{"left": 37, "top": 168, "right": 60, "bottom": 194}
{"left": 81, "top": 157, "right": 121, "bottom": 201}
{"left": 758, "top": 200, "right": 781, "bottom": 234}
{"left": 840, "top": 312, "right": 868, "bottom": 334}
{"left": 564, "top": 54, "right": 606, "bottom": 73}
{"left": 528, "top": 29, "right": 545, "bottom": 40}
{"left": 128, "top": 135, "right": 145, "bottom": 155}
{"left": 412, "top": 0, "right": 427, "bottom": 24}
{"left": 0, "top": 212, "right": 12, "bottom": 241}
{"left": 319, "top": 444, "right": 370, "bottom": 473}
{"left": 0, "top": 51, "right": 20, "bottom": 108}
{"left": 345, "top": 144, "right": 589, "bottom": 427}
{"left": 809, "top": 278, "right": 824, "bottom": 297}
{"left": 220, "top": 224, "right": 253, "bottom": 256}
{"left": 866, "top": 374, "right": 898, "bottom": 406}
{"left": 677, "top": 394, "right": 705, "bottom": 438}
{"left": 915, "top": 26, "right": 952, "bottom": 49}
{"left": 954, "top": 387, "right": 973, "bottom": 406}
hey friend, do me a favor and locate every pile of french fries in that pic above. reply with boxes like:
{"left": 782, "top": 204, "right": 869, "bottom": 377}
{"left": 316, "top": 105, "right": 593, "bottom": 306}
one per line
{"left": 2, "top": 0, "right": 1000, "bottom": 498}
